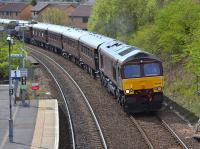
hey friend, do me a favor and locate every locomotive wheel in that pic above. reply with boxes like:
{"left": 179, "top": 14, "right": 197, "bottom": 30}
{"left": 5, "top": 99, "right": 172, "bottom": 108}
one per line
{"left": 103, "top": 78, "right": 107, "bottom": 87}
{"left": 116, "top": 91, "right": 121, "bottom": 103}
{"left": 113, "top": 89, "right": 117, "bottom": 99}
{"left": 100, "top": 76, "right": 104, "bottom": 86}
{"left": 121, "top": 96, "right": 125, "bottom": 106}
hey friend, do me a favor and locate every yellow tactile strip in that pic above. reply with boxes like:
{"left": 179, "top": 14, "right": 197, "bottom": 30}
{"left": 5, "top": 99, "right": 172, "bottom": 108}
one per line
{"left": 31, "top": 99, "right": 59, "bottom": 149}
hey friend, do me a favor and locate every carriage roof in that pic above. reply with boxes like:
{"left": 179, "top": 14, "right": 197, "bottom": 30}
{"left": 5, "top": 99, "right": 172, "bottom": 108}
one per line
{"left": 62, "top": 28, "right": 88, "bottom": 40}
{"left": 79, "top": 33, "right": 114, "bottom": 49}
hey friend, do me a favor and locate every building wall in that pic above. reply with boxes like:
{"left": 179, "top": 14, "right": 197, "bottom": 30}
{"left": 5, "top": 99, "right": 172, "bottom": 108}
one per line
{"left": 70, "top": 16, "right": 88, "bottom": 30}
{"left": 20, "top": 5, "right": 32, "bottom": 20}
{"left": 64, "top": 6, "right": 75, "bottom": 25}
{"left": 0, "top": 5, "right": 32, "bottom": 20}
{"left": 0, "top": 11, "right": 21, "bottom": 19}
{"left": 66, "top": 5, "right": 75, "bottom": 16}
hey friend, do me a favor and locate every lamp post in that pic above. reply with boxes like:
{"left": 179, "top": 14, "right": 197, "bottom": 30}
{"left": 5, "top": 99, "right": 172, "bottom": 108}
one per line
{"left": 15, "top": 25, "right": 28, "bottom": 106}
{"left": 20, "top": 26, "right": 27, "bottom": 106}
{"left": 7, "top": 34, "right": 13, "bottom": 142}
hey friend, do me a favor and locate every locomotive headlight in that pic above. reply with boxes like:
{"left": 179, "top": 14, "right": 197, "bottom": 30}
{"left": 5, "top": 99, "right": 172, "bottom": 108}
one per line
{"left": 154, "top": 87, "right": 162, "bottom": 91}
{"left": 125, "top": 89, "right": 130, "bottom": 94}
{"left": 157, "top": 87, "right": 162, "bottom": 91}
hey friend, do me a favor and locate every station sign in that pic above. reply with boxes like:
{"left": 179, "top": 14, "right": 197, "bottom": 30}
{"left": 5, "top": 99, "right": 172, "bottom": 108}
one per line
{"left": 0, "top": 26, "right": 4, "bottom": 31}
{"left": 21, "top": 85, "right": 27, "bottom": 90}
{"left": 11, "top": 54, "right": 24, "bottom": 59}
{"left": 31, "top": 83, "right": 39, "bottom": 90}
{"left": 20, "top": 68, "right": 28, "bottom": 77}
{"left": 11, "top": 70, "right": 21, "bottom": 79}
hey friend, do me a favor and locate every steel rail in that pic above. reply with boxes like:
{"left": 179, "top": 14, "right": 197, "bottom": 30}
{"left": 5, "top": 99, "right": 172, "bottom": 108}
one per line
{"left": 157, "top": 115, "right": 188, "bottom": 149}
{"left": 32, "top": 55, "right": 76, "bottom": 149}
{"left": 130, "top": 116, "right": 155, "bottom": 149}
{"left": 30, "top": 48, "right": 108, "bottom": 149}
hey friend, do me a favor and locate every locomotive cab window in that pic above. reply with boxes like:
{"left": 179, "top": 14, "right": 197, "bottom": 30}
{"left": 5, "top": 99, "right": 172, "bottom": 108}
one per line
{"left": 144, "top": 63, "right": 161, "bottom": 76}
{"left": 124, "top": 64, "right": 140, "bottom": 78}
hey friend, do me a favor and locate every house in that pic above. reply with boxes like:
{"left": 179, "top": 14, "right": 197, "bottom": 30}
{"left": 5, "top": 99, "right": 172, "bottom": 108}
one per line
{"left": 69, "top": 4, "right": 92, "bottom": 30}
{"left": 32, "top": 2, "right": 49, "bottom": 20}
{"left": 32, "top": 2, "right": 77, "bottom": 25}
{"left": 0, "top": 3, "right": 33, "bottom": 20}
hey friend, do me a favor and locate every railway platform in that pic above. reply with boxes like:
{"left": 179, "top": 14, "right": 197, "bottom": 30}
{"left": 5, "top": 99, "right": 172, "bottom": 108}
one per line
{"left": 0, "top": 85, "right": 59, "bottom": 149}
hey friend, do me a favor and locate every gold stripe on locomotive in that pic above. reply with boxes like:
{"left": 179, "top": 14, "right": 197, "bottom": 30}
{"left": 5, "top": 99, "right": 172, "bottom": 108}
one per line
{"left": 122, "top": 76, "right": 164, "bottom": 95}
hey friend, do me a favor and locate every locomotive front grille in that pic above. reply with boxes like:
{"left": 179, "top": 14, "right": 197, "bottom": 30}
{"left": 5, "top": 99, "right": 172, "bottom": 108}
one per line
{"left": 134, "top": 89, "right": 153, "bottom": 95}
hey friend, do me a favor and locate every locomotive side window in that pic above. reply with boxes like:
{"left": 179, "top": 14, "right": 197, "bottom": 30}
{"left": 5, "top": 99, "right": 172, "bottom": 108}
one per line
{"left": 100, "top": 54, "right": 103, "bottom": 68}
{"left": 118, "top": 67, "right": 121, "bottom": 77}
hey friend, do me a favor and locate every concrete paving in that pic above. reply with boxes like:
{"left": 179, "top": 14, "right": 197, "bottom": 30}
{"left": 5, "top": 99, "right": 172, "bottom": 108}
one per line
{"left": 0, "top": 85, "right": 59, "bottom": 149}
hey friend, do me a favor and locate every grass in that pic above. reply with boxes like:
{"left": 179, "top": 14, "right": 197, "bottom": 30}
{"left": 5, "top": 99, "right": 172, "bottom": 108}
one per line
{"left": 164, "top": 69, "right": 200, "bottom": 116}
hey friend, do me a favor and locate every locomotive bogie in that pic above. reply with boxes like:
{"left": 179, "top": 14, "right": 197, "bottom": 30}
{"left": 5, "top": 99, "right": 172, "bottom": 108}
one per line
{"left": 123, "top": 93, "right": 163, "bottom": 113}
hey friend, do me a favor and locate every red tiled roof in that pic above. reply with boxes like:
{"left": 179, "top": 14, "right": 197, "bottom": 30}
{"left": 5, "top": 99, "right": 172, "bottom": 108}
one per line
{"left": 0, "top": 3, "right": 29, "bottom": 12}
{"left": 32, "top": 2, "right": 49, "bottom": 12}
{"left": 69, "top": 5, "right": 92, "bottom": 17}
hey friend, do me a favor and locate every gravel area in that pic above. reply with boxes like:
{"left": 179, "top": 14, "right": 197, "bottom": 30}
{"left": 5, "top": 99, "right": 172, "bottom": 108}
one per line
{"left": 29, "top": 44, "right": 200, "bottom": 148}
{"left": 28, "top": 60, "right": 71, "bottom": 149}
{"left": 133, "top": 114, "right": 181, "bottom": 148}
{"left": 30, "top": 45, "right": 149, "bottom": 149}
{"left": 159, "top": 108, "right": 200, "bottom": 149}
{"left": 32, "top": 51, "right": 105, "bottom": 148}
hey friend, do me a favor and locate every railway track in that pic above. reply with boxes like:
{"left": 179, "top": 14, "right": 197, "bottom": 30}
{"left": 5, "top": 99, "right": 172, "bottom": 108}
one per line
{"left": 30, "top": 48, "right": 107, "bottom": 149}
{"left": 130, "top": 114, "right": 189, "bottom": 149}
{"left": 28, "top": 45, "right": 149, "bottom": 148}
{"left": 27, "top": 44, "right": 199, "bottom": 148}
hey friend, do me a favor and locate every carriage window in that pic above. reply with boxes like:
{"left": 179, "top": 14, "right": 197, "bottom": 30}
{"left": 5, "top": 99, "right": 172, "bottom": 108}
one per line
{"left": 90, "top": 50, "right": 93, "bottom": 57}
{"left": 124, "top": 65, "right": 140, "bottom": 78}
{"left": 144, "top": 63, "right": 161, "bottom": 76}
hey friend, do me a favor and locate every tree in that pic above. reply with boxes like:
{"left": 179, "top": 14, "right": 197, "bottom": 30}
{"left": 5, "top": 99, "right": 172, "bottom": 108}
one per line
{"left": 88, "top": 0, "right": 164, "bottom": 40}
{"left": 39, "top": 7, "right": 69, "bottom": 25}
{"left": 131, "top": 0, "right": 200, "bottom": 69}
{"left": 30, "top": 0, "right": 37, "bottom": 6}
{"left": 0, "top": 37, "right": 22, "bottom": 79}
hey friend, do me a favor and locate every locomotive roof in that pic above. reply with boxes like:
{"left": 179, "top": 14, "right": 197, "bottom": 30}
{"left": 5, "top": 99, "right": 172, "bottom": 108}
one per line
{"left": 62, "top": 28, "right": 88, "bottom": 40}
{"left": 79, "top": 33, "right": 114, "bottom": 49}
{"left": 100, "top": 41, "right": 159, "bottom": 64}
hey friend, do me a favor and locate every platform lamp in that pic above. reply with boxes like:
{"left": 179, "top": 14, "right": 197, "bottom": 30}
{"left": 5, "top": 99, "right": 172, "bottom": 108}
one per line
{"left": 7, "top": 34, "right": 14, "bottom": 142}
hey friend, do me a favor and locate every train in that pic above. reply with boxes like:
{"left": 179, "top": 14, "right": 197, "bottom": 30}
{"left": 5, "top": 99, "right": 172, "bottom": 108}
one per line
{"left": 0, "top": 18, "right": 164, "bottom": 113}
